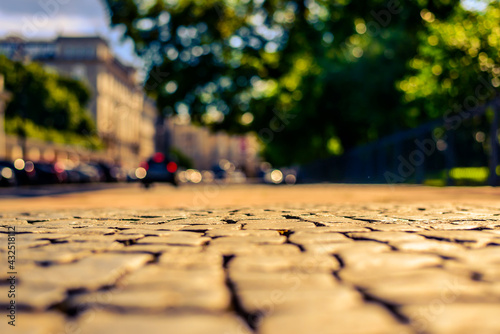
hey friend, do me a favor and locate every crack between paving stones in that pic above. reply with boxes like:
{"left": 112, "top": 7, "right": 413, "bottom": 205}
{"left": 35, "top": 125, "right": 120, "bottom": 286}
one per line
{"left": 332, "top": 254, "right": 409, "bottom": 326}
{"left": 343, "top": 216, "right": 380, "bottom": 223}
{"left": 419, "top": 235, "right": 476, "bottom": 245}
{"left": 223, "top": 255, "right": 260, "bottom": 332}
{"left": 357, "top": 289, "right": 410, "bottom": 325}
{"left": 343, "top": 234, "right": 399, "bottom": 250}
{"left": 283, "top": 214, "right": 327, "bottom": 227}
{"left": 50, "top": 256, "right": 160, "bottom": 318}
{"left": 282, "top": 230, "right": 308, "bottom": 252}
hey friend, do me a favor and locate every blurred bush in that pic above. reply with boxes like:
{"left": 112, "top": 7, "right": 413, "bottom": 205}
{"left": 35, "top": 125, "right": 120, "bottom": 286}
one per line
{"left": 0, "top": 55, "right": 101, "bottom": 148}
{"left": 5, "top": 117, "right": 103, "bottom": 150}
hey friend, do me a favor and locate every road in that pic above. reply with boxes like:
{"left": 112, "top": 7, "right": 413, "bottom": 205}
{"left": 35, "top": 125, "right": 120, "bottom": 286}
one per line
{"left": 2, "top": 183, "right": 500, "bottom": 211}
{"left": 1, "top": 184, "right": 500, "bottom": 333}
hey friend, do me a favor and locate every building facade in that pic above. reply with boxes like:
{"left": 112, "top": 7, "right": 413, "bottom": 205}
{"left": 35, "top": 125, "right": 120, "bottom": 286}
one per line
{"left": 164, "top": 117, "right": 260, "bottom": 175}
{"left": 0, "top": 36, "right": 156, "bottom": 168}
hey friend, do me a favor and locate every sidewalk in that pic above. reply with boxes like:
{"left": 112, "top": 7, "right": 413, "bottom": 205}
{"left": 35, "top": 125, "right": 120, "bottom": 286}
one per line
{"left": 1, "top": 201, "right": 500, "bottom": 333}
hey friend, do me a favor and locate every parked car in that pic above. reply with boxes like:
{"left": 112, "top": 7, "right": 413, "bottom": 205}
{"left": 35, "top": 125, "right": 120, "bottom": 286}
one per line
{"left": 211, "top": 164, "right": 227, "bottom": 180}
{"left": 91, "top": 162, "right": 126, "bottom": 182}
{"left": 32, "top": 162, "right": 65, "bottom": 184}
{"left": 73, "top": 163, "right": 101, "bottom": 183}
{"left": 136, "top": 153, "right": 178, "bottom": 188}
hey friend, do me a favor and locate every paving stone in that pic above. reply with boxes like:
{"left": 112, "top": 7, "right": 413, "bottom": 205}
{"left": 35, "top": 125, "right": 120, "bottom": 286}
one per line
{"left": 78, "top": 311, "right": 251, "bottom": 334}
{"left": 60, "top": 240, "right": 125, "bottom": 252}
{"left": 17, "top": 245, "right": 91, "bottom": 264}
{"left": 143, "top": 231, "right": 206, "bottom": 238}
{"left": 347, "top": 231, "right": 427, "bottom": 243}
{"left": 209, "top": 235, "right": 286, "bottom": 245}
{"left": 229, "top": 271, "right": 339, "bottom": 290}
{"left": 73, "top": 286, "right": 231, "bottom": 312}
{"left": 0, "top": 284, "right": 66, "bottom": 311}
{"left": 302, "top": 243, "right": 356, "bottom": 254}
{"left": 229, "top": 254, "right": 340, "bottom": 273}
{"left": 402, "top": 303, "right": 500, "bottom": 334}
{"left": 0, "top": 233, "right": 51, "bottom": 249}
{"left": 452, "top": 245, "right": 500, "bottom": 264}
{"left": 21, "top": 253, "right": 153, "bottom": 290}
{"left": 0, "top": 312, "right": 67, "bottom": 334}
{"left": 325, "top": 241, "right": 393, "bottom": 255}
{"left": 368, "top": 224, "right": 423, "bottom": 232}
{"left": 6, "top": 205, "right": 500, "bottom": 333}
{"left": 136, "top": 235, "right": 210, "bottom": 246}
{"left": 113, "top": 233, "right": 145, "bottom": 242}
{"left": 363, "top": 268, "right": 495, "bottom": 305}
{"left": 441, "top": 260, "right": 478, "bottom": 276}
{"left": 65, "top": 227, "right": 117, "bottom": 235}
{"left": 393, "top": 240, "right": 465, "bottom": 257}
{"left": 296, "top": 225, "right": 371, "bottom": 232}
{"left": 339, "top": 252, "right": 443, "bottom": 286}
{"left": 205, "top": 229, "right": 281, "bottom": 238}
{"left": 137, "top": 224, "right": 191, "bottom": 231}
{"left": 237, "top": 215, "right": 289, "bottom": 221}
{"left": 242, "top": 219, "right": 316, "bottom": 230}
{"left": 209, "top": 243, "right": 301, "bottom": 256}
{"left": 158, "top": 252, "right": 223, "bottom": 269}
{"left": 111, "top": 244, "right": 186, "bottom": 254}
{"left": 179, "top": 223, "right": 243, "bottom": 231}
{"left": 35, "top": 233, "right": 73, "bottom": 241}
{"left": 476, "top": 266, "right": 500, "bottom": 282}
{"left": 300, "top": 216, "right": 366, "bottom": 225}
{"left": 427, "top": 222, "right": 487, "bottom": 230}
{"left": 258, "top": 304, "right": 411, "bottom": 334}
{"left": 170, "top": 217, "right": 227, "bottom": 225}
{"left": 67, "top": 234, "right": 120, "bottom": 242}
{"left": 204, "top": 243, "right": 260, "bottom": 256}
{"left": 0, "top": 218, "right": 30, "bottom": 226}
{"left": 251, "top": 244, "right": 307, "bottom": 256}
{"left": 238, "top": 285, "right": 363, "bottom": 315}
{"left": 120, "top": 266, "right": 225, "bottom": 290}
{"left": 418, "top": 230, "right": 500, "bottom": 246}
{"left": 288, "top": 231, "right": 351, "bottom": 245}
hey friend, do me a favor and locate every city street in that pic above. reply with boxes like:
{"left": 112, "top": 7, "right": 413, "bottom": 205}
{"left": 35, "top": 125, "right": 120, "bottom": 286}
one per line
{"left": 1, "top": 184, "right": 500, "bottom": 333}
{"left": 2, "top": 0, "right": 500, "bottom": 333}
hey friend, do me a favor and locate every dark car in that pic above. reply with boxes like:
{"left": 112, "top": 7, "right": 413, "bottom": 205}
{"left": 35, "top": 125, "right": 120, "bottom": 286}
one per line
{"left": 211, "top": 164, "right": 227, "bottom": 180}
{"left": 137, "top": 153, "right": 178, "bottom": 188}
{"left": 91, "top": 162, "right": 125, "bottom": 182}
{"left": 30, "top": 162, "right": 65, "bottom": 185}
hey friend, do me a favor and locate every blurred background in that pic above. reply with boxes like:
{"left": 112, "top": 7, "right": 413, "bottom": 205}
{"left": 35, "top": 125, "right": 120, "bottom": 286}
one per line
{"left": 0, "top": 0, "right": 499, "bottom": 190}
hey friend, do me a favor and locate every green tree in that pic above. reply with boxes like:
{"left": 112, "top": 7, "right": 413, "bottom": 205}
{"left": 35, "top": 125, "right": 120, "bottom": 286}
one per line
{"left": 0, "top": 55, "right": 101, "bottom": 148}
{"left": 104, "top": 0, "right": 460, "bottom": 166}
{"left": 399, "top": 2, "right": 500, "bottom": 118}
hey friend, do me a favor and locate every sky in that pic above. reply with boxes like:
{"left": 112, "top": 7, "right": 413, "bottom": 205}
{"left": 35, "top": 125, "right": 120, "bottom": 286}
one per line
{"left": 0, "top": 0, "right": 139, "bottom": 66}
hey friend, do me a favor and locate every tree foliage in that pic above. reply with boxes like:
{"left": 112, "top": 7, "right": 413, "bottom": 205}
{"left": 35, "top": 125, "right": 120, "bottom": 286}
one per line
{"left": 104, "top": 0, "right": 484, "bottom": 166}
{"left": 0, "top": 55, "right": 95, "bottom": 135}
{"left": 399, "top": 2, "right": 500, "bottom": 119}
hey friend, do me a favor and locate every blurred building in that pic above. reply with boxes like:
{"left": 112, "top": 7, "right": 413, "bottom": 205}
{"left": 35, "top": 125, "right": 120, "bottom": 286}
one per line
{"left": 0, "top": 36, "right": 156, "bottom": 168}
{"left": 140, "top": 97, "right": 157, "bottom": 160}
{"left": 0, "top": 75, "right": 11, "bottom": 159}
{"left": 164, "top": 117, "right": 260, "bottom": 175}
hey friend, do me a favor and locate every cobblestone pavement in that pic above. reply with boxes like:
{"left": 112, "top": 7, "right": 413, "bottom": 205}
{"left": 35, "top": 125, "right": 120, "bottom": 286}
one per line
{"left": 1, "top": 203, "right": 500, "bottom": 334}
